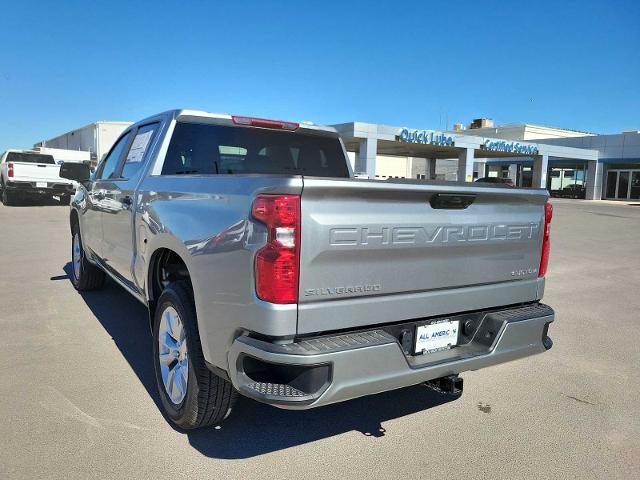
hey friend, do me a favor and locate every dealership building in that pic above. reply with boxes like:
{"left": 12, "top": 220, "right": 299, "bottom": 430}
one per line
{"left": 334, "top": 119, "right": 640, "bottom": 201}
{"left": 519, "top": 131, "right": 640, "bottom": 200}
{"left": 32, "top": 116, "right": 639, "bottom": 201}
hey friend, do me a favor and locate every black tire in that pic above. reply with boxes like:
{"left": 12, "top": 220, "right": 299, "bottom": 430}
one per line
{"left": 153, "top": 280, "right": 237, "bottom": 429}
{"left": 2, "top": 187, "right": 19, "bottom": 206}
{"left": 70, "top": 223, "right": 105, "bottom": 291}
{"left": 60, "top": 194, "right": 72, "bottom": 205}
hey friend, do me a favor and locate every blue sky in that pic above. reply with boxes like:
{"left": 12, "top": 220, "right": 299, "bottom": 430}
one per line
{"left": 0, "top": 0, "right": 638, "bottom": 152}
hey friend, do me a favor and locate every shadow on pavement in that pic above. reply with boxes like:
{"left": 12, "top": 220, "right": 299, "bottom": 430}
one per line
{"left": 60, "top": 263, "right": 459, "bottom": 459}
{"left": 2, "top": 195, "right": 67, "bottom": 207}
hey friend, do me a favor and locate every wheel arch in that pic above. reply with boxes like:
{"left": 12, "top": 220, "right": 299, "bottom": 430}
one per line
{"left": 146, "top": 247, "right": 192, "bottom": 331}
{"left": 69, "top": 208, "right": 80, "bottom": 234}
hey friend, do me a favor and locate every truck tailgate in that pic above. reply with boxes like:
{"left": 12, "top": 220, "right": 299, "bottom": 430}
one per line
{"left": 297, "top": 178, "right": 548, "bottom": 334}
{"left": 11, "top": 162, "right": 67, "bottom": 183}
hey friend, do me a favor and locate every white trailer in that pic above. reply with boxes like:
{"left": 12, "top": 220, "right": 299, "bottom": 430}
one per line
{"left": 31, "top": 146, "right": 91, "bottom": 165}
{"left": 34, "top": 121, "right": 132, "bottom": 167}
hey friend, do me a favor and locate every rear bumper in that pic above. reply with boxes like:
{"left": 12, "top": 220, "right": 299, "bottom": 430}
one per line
{"left": 227, "top": 303, "right": 554, "bottom": 409}
{"left": 5, "top": 180, "right": 73, "bottom": 195}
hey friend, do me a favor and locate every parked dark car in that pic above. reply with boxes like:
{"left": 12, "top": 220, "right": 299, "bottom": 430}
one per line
{"left": 475, "top": 176, "right": 515, "bottom": 187}
{"left": 559, "top": 184, "right": 586, "bottom": 199}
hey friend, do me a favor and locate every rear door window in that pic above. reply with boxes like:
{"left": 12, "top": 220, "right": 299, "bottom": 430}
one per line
{"left": 120, "top": 123, "right": 159, "bottom": 179}
{"left": 97, "top": 131, "right": 132, "bottom": 180}
{"left": 162, "top": 122, "right": 349, "bottom": 177}
{"left": 6, "top": 152, "right": 55, "bottom": 164}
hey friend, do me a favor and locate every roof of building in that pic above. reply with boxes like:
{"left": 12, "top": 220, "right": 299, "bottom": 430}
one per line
{"left": 454, "top": 123, "right": 596, "bottom": 136}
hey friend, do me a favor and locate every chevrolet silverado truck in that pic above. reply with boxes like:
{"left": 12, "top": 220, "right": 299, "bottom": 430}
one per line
{"left": 0, "top": 150, "right": 75, "bottom": 205}
{"left": 60, "top": 109, "right": 555, "bottom": 429}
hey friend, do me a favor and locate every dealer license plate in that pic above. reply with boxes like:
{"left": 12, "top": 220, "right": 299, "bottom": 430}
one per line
{"left": 36, "top": 182, "right": 47, "bottom": 188}
{"left": 415, "top": 320, "right": 460, "bottom": 354}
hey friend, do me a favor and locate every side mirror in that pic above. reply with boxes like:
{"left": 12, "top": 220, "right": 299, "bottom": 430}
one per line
{"left": 60, "top": 162, "right": 91, "bottom": 183}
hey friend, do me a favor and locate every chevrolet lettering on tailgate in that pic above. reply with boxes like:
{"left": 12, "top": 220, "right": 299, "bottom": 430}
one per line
{"left": 329, "top": 223, "right": 539, "bottom": 247}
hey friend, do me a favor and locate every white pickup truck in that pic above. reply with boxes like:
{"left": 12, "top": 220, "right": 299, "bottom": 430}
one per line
{"left": 0, "top": 150, "right": 76, "bottom": 205}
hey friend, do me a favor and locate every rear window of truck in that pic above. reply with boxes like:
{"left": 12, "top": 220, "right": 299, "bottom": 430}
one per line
{"left": 6, "top": 152, "right": 55, "bottom": 164}
{"left": 162, "top": 122, "right": 350, "bottom": 177}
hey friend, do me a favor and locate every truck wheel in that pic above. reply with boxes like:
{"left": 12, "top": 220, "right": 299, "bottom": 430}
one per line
{"left": 60, "top": 194, "right": 72, "bottom": 205}
{"left": 2, "top": 187, "right": 18, "bottom": 206}
{"left": 153, "top": 280, "right": 237, "bottom": 429}
{"left": 71, "top": 225, "right": 105, "bottom": 291}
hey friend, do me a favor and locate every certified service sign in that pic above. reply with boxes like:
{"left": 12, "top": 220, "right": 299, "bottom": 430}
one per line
{"left": 483, "top": 139, "right": 539, "bottom": 155}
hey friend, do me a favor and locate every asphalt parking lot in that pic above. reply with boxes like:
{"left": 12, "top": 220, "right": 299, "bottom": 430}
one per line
{"left": 1, "top": 198, "right": 639, "bottom": 479}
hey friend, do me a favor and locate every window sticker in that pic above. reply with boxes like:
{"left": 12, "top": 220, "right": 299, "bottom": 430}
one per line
{"left": 126, "top": 129, "right": 154, "bottom": 163}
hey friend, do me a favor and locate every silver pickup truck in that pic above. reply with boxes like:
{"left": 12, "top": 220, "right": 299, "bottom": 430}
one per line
{"left": 61, "top": 109, "right": 555, "bottom": 429}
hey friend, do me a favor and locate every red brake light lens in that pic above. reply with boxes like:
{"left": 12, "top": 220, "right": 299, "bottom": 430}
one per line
{"left": 252, "top": 195, "right": 300, "bottom": 304}
{"left": 8, "top": 162, "right": 14, "bottom": 178}
{"left": 232, "top": 115, "right": 299, "bottom": 131}
{"left": 252, "top": 195, "right": 299, "bottom": 228}
{"left": 538, "top": 202, "right": 553, "bottom": 277}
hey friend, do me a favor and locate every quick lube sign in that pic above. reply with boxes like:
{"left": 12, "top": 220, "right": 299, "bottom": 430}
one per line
{"left": 483, "top": 139, "right": 539, "bottom": 155}
{"left": 399, "top": 128, "right": 454, "bottom": 146}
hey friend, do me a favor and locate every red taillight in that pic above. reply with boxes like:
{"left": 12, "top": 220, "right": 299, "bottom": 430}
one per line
{"left": 232, "top": 115, "right": 299, "bottom": 131}
{"left": 7, "top": 162, "right": 14, "bottom": 178}
{"left": 252, "top": 194, "right": 300, "bottom": 304}
{"left": 538, "top": 202, "right": 553, "bottom": 277}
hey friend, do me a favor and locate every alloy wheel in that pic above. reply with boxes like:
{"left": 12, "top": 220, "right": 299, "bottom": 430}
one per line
{"left": 158, "top": 306, "right": 189, "bottom": 405}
